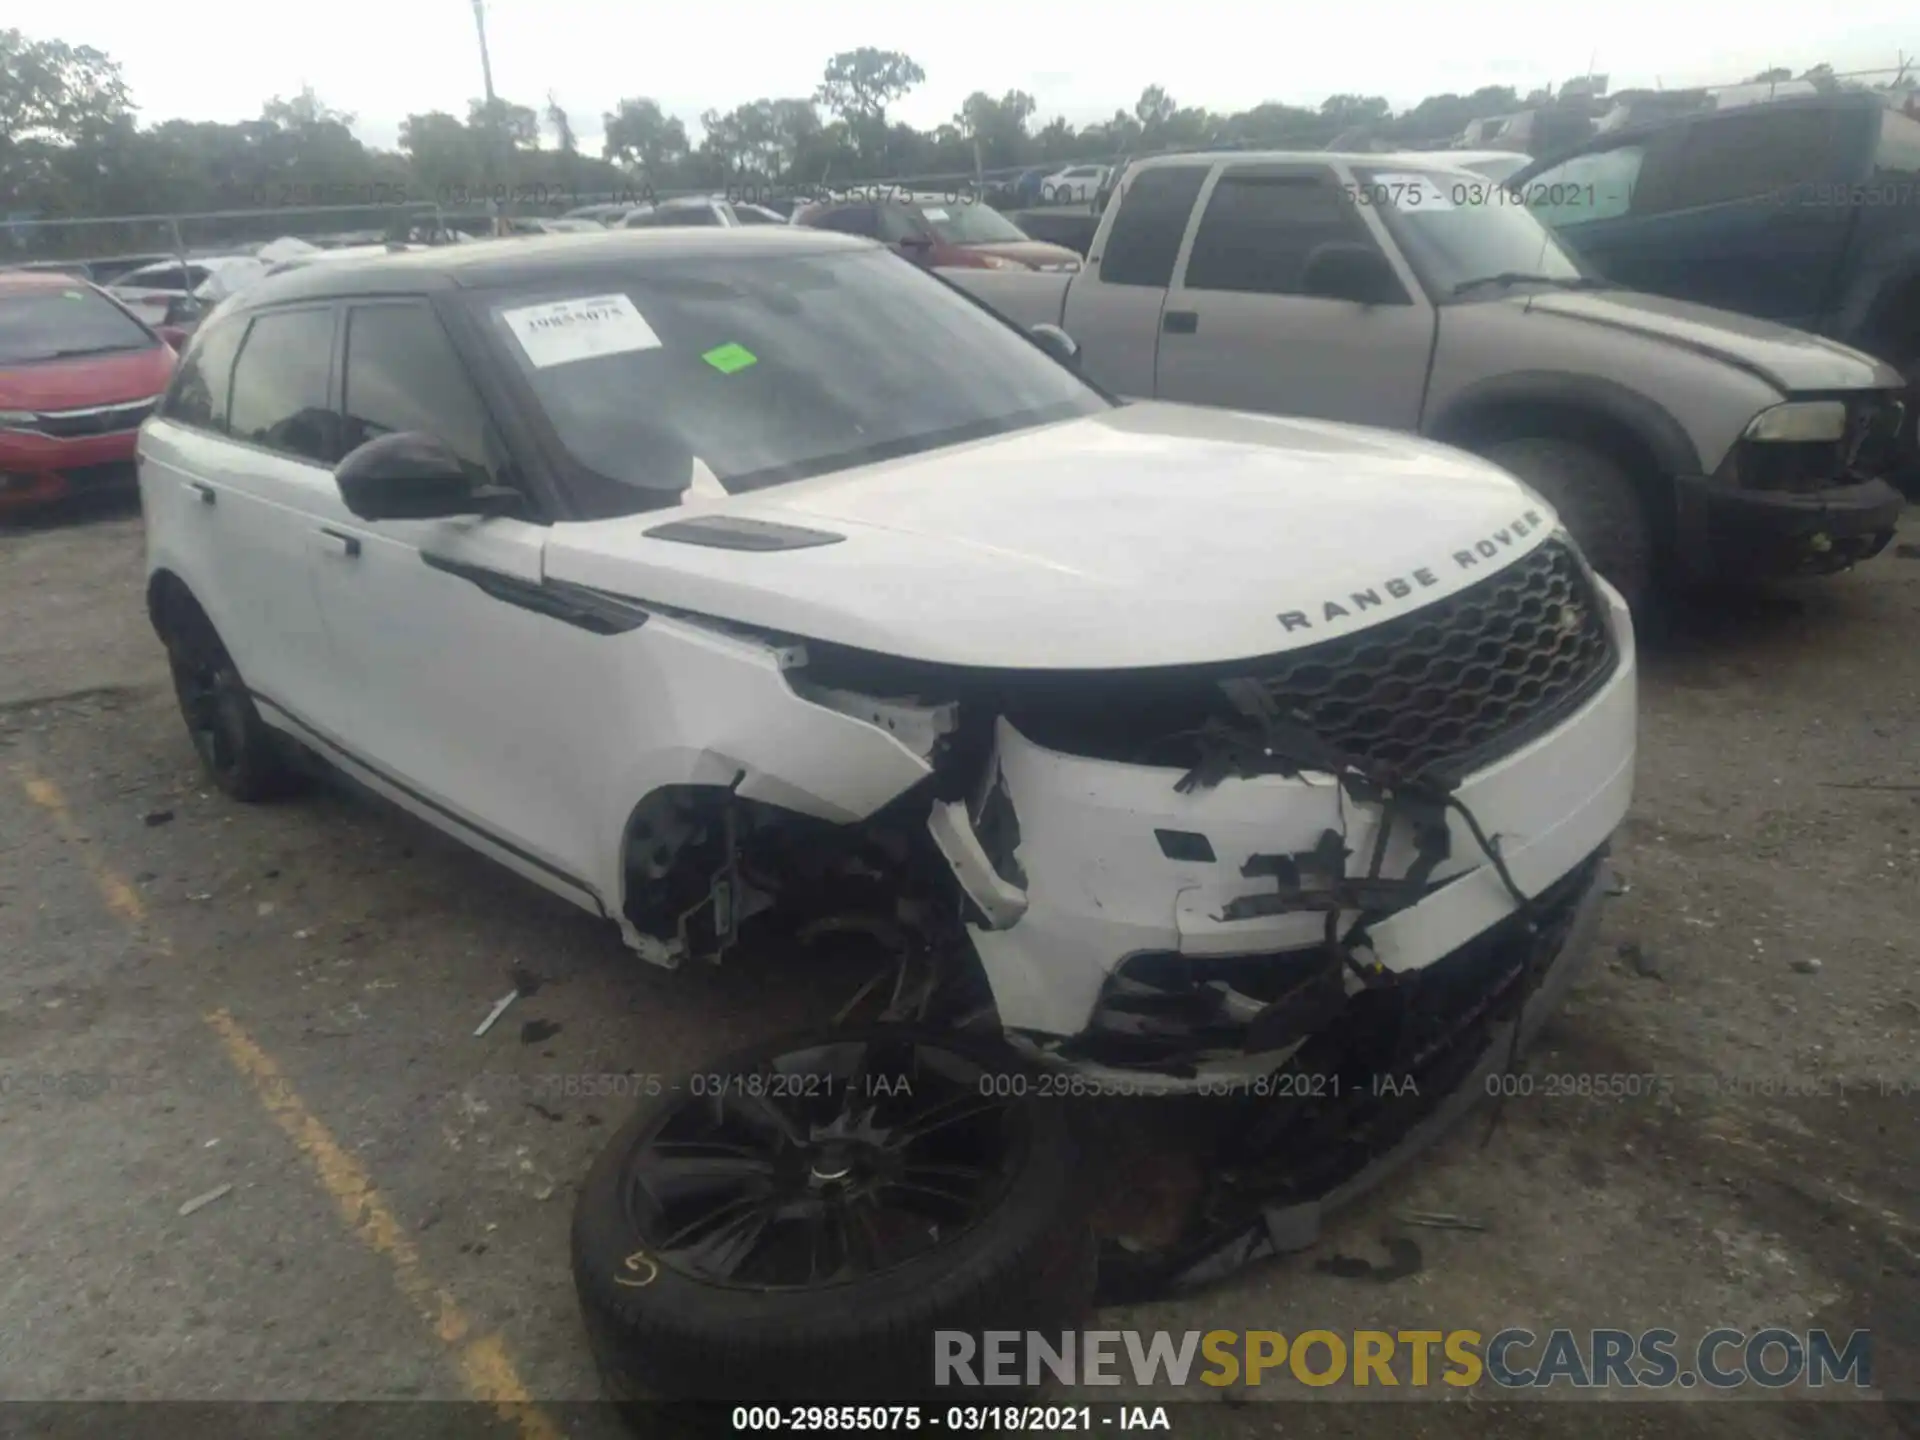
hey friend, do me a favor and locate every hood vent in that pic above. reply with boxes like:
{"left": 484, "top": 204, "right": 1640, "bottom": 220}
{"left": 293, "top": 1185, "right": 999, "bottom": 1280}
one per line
{"left": 642, "top": 517, "right": 845, "bottom": 552}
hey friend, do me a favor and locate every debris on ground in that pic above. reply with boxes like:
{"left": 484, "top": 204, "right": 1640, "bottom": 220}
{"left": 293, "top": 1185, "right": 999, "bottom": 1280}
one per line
{"left": 1791, "top": 957, "right": 1824, "bottom": 974}
{"left": 520, "top": 1019, "right": 562, "bottom": 1045}
{"left": 509, "top": 966, "right": 544, "bottom": 997}
{"left": 142, "top": 809, "right": 174, "bottom": 827}
{"left": 1617, "top": 939, "right": 1663, "bottom": 978}
{"left": 1397, "top": 1210, "right": 1489, "bottom": 1232}
{"left": 473, "top": 990, "right": 518, "bottom": 1037}
{"left": 177, "top": 1183, "right": 233, "bottom": 1217}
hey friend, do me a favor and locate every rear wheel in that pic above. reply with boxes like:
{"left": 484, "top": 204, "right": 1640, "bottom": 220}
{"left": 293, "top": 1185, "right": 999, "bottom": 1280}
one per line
{"left": 1478, "top": 436, "right": 1656, "bottom": 613}
{"left": 162, "top": 603, "right": 307, "bottom": 802}
{"left": 571, "top": 1026, "right": 1098, "bottom": 1404}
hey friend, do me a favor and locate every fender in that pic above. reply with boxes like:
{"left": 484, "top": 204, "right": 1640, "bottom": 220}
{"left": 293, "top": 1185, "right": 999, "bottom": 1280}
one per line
{"left": 1826, "top": 243, "right": 1920, "bottom": 354}
{"left": 1425, "top": 370, "right": 1704, "bottom": 478}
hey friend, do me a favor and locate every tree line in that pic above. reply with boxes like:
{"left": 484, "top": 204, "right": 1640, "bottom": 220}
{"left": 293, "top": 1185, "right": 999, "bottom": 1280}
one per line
{"left": 0, "top": 26, "right": 1877, "bottom": 234}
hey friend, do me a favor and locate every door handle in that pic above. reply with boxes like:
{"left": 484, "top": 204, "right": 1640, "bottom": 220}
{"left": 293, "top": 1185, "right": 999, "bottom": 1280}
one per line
{"left": 189, "top": 481, "right": 216, "bottom": 506}
{"left": 317, "top": 527, "right": 362, "bottom": 559}
{"left": 1163, "top": 309, "right": 1199, "bottom": 335}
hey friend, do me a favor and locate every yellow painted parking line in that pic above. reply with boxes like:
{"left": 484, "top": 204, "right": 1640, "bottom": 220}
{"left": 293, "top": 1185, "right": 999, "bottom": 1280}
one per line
{"left": 16, "top": 767, "right": 563, "bottom": 1438}
{"left": 20, "top": 773, "right": 147, "bottom": 924}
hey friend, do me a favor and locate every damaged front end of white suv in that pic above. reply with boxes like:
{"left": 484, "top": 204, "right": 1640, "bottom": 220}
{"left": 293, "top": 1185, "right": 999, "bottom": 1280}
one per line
{"left": 563, "top": 454, "right": 1635, "bottom": 1294}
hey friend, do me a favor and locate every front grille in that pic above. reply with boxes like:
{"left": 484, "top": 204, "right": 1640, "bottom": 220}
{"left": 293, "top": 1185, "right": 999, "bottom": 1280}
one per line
{"left": 58, "top": 461, "right": 138, "bottom": 490}
{"left": 29, "top": 401, "right": 155, "bottom": 440}
{"left": 1240, "top": 538, "right": 1616, "bottom": 779}
{"left": 800, "top": 538, "right": 1618, "bottom": 785}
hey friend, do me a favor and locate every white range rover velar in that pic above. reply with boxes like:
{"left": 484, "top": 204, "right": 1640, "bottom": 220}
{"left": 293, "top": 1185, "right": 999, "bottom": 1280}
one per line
{"left": 138, "top": 227, "right": 1635, "bottom": 1317}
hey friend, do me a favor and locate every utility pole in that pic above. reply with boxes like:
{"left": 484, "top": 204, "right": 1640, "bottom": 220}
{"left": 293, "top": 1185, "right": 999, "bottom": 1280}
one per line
{"left": 471, "top": 0, "right": 497, "bottom": 108}
{"left": 470, "top": 0, "right": 504, "bottom": 231}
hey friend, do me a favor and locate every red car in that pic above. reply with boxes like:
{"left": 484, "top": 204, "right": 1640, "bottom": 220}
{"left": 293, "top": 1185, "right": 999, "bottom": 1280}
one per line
{"left": 791, "top": 191, "right": 1083, "bottom": 272}
{"left": 0, "top": 270, "right": 178, "bottom": 514}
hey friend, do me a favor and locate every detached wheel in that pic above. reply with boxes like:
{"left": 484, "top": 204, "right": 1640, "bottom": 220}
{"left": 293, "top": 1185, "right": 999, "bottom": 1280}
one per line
{"left": 1479, "top": 436, "right": 1656, "bottom": 613}
{"left": 571, "top": 1026, "right": 1097, "bottom": 1404}
{"left": 163, "top": 604, "right": 307, "bottom": 801}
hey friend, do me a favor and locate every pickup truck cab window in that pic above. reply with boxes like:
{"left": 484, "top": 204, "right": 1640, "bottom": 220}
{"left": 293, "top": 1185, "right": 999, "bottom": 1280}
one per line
{"left": 474, "top": 246, "right": 1107, "bottom": 508}
{"left": 1182, "top": 168, "right": 1399, "bottom": 300}
{"left": 227, "top": 306, "right": 341, "bottom": 465}
{"left": 1096, "top": 164, "right": 1208, "bottom": 287}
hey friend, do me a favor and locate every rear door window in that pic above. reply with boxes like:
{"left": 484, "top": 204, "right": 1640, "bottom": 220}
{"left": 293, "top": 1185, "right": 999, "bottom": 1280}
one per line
{"left": 1657, "top": 107, "right": 1843, "bottom": 210}
{"left": 226, "top": 307, "right": 342, "bottom": 465}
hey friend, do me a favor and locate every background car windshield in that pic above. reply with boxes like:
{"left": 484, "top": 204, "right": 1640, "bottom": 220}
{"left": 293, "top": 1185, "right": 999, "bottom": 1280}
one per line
{"left": 920, "top": 202, "right": 1030, "bottom": 245}
{"left": 477, "top": 247, "right": 1106, "bottom": 496}
{"left": 0, "top": 287, "right": 154, "bottom": 364}
{"left": 1353, "top": 165, "right": 1585, "bottom": 295}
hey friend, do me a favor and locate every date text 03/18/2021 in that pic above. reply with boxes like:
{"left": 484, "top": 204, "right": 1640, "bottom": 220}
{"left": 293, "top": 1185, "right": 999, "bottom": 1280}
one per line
{"left": 728, "top": 1406, "right": 1171, "bottom": 1432}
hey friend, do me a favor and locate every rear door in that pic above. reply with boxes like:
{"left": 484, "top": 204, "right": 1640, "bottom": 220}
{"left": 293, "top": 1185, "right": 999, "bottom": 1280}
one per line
{"left": 1062, "top": 162, "right": 1209, "bottom": 396}
{"left": 1525, "top": 105, "right": 1863, "bottom": 328}
{"left": 1153, "top": 162, "right": 1433, "bottom": 428}
{"left": 143, "top": 304, "right": 343, "bottom": 727}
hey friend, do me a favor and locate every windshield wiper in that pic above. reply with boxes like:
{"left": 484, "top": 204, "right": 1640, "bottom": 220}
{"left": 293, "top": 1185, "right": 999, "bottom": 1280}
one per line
{"left": 1451, "top": 273, "right": 1612, "bottom": 297}
{"left": 44, "top": 343, "right": 154, "bottom": 358}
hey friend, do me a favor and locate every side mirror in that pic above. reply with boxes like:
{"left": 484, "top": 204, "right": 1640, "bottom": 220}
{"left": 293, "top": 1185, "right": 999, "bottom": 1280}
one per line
{"left": 334, "top": 432, "right": 515, "bottom": 521}
{"left": 897, "top": 233, "right": 935, "bottom": 264}
{"left": 1030, "top": 323, "right": 1081, "bottom": 371}
{"left": 156, "top": 325, "right": 189, "bottom": 351}
{"left": 1300, "top": 242, "right": 1405, "bottom": 306}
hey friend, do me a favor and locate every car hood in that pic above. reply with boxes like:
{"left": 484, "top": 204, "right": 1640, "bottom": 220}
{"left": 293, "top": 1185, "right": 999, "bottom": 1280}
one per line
{"left": 542, "top": 403, "right": 1561, "bottom": 669}
{"left": 957, "top": 239, "right": 1084, "bottom": 270}
{"left": 0, "top": 345, "right": 174, "bottom": 412}
{"left": 1516, "top": 290, "right": 1903, "bottom": 393}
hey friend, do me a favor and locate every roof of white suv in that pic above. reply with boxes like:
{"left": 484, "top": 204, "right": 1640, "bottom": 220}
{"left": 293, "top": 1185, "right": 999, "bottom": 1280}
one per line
{"left": 219, "top": 228, "right": 875, "bottom": 311}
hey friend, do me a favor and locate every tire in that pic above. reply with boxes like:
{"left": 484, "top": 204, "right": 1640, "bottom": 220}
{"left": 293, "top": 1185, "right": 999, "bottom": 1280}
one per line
{"left": 1478, "top": 436, "right": 1656, "bottom": 613}
{"left": 571, "top": 1026, "right": 1098, "bottom": 1405}
{"left": 162, "top": 601, "right": 307, "bottom": 802}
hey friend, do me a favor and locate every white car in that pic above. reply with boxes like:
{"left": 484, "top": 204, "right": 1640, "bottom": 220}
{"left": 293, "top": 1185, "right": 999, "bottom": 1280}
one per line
{"left": 622, "top": 197, "right": 786, "bottom": 228}
{"left": 1038, "top": 164, "right": 1110, "bottom": 204}
{"left": 109, "top": 254, "right": 268, "bottom": 326}
{"left": 137, "top": 226, "right": 1634, "bottom": 1393}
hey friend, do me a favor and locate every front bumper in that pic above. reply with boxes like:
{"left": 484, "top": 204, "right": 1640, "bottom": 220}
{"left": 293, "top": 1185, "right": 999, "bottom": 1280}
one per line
{"left": 1673, "top": 473, "right": 1904, "bottom": 580}
{"left": 0, "top": 430, "right": 141, "bottom": 513}
{"left": 951, "top": 579, "right": 1637, "bottom": 1052}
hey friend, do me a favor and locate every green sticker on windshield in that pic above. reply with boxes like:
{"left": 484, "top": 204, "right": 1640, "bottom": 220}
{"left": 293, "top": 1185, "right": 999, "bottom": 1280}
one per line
{"left": 702, "top": 342, "right": 758, "bottom": 375}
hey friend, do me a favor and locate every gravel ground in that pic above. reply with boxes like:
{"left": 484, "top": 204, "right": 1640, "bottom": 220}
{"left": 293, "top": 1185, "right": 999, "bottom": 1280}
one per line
{"left": 1, "top": 495, "right": 1916, "bottom": 1438}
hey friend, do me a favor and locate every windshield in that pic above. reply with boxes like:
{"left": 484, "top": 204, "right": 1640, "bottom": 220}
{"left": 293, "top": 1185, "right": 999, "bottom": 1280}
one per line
{"left": 917, "top": 201, "right": 1030, "bottom": 246}
{"left": 476, "top": 247, "right": 1107, "bottom": 504}
{"left": 1351, "top": 165, "right": 1589, "bottom": 298}
{"left": 0, "top": 286, "right": 156, "bottom": 364}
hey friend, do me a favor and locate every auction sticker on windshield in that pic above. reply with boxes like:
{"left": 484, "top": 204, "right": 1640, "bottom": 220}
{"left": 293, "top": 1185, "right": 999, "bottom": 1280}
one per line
{"left": 1356, "top": 173, "right": 1456, "bottom": 210}
{"left": 501, "top": 293, "right": 662, "bottom": 369}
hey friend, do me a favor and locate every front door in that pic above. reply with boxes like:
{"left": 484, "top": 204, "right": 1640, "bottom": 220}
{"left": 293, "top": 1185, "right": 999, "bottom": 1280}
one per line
{"left": 303, "top": 299, "right": 609, "bottom": 908}
{"left": 1153, "top": 162, "right": 1434, "bottom": 430}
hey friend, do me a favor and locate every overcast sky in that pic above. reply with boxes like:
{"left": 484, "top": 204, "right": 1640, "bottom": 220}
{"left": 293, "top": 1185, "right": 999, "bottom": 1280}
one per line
{"left": 15, "top": 0, "right": 1917, "bottom": 154}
